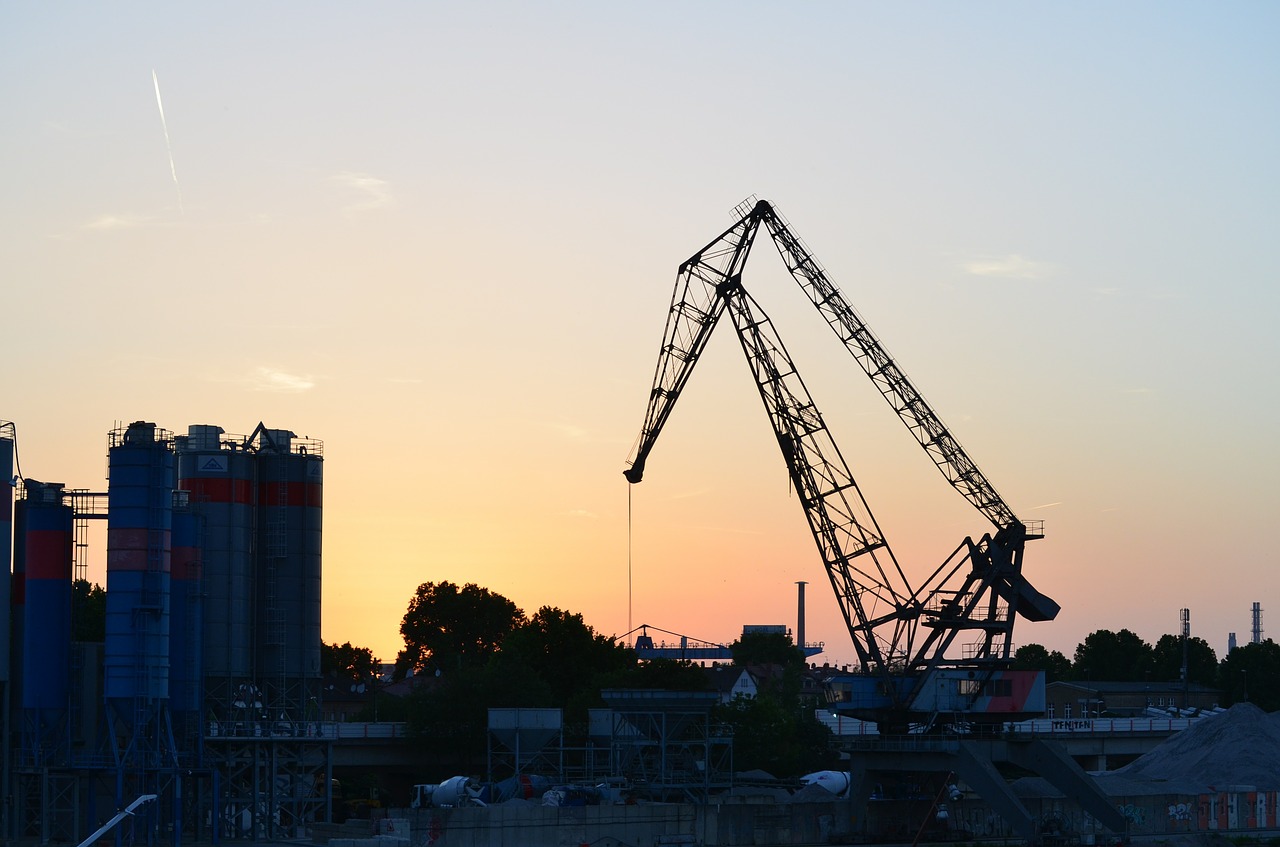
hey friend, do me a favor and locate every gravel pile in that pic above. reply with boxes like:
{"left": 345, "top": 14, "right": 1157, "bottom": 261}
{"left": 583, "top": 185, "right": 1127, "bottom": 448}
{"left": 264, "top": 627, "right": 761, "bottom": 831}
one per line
{"left": 1114, "top": 702, "right": 1280, "bottom": 790}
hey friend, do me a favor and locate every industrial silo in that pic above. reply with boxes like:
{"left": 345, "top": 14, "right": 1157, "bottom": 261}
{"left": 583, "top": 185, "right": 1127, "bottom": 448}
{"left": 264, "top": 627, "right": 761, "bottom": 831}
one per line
{"left": 20, "top": 480, "right": 72, "bottom": 713}
{"left": 10, "top": 480, "right": 26, "bottom": 717}
{"left": 104, "top": 422, "right": 174, "bottom": 706}
{"left": 253, "top": 427, "right": 322, "bottom": 710}
{"left": 169, "top": 494, "right": 204, "bottom": 718}
{"left": 175, "top": 425, "right": 257, "bottom": 710}
{"left": 1, "top": 425, "right": 13, "bottom": 688}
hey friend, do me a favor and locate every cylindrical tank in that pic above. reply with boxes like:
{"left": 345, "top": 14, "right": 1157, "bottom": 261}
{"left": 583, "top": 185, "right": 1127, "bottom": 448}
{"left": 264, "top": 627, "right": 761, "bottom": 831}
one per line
{"left": 175, "top": 426, "right": 256, "bottom": 685}
{"left": 255, "top": 436, "right": 322, "bottom": 690}
{"left": 21, "top": 480, "right": 72, "bottom": 711}
{"left": 104, "top": 421, "right": 174, "bottom": 703}
{"left": 0, "top": 430, "right": 13, "bottom": 685}
{"left": 169, "top": 497, "right": 204, "bottom": 714}
{"left": 11, "top": 485, "right": 27, "bottom": 714}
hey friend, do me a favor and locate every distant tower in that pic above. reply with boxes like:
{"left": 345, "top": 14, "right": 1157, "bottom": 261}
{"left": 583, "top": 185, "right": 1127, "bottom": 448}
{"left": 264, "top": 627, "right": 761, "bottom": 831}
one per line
{"left": 1251, "top": 602, "right": 1263, "bottom": 644}
{"left": 796, "top": 581, "right": 807, "bottom": 652}
{"left": 1228, "top": 632, "right": 1237, "bottom": 653}
{"left": 1179, "top": 608, "right": 1190, "bottom": 684}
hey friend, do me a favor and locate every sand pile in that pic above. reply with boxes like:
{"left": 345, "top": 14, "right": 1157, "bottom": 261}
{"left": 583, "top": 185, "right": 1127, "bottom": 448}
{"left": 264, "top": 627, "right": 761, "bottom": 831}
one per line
{"left": 1114, "top": 702, "right": 1280, "bottom": 790}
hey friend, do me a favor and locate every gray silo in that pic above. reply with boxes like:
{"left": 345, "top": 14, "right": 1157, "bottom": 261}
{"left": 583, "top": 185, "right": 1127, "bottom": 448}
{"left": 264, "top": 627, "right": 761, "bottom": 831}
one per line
{"left": 175, "top": 425, "right": 256, "bottom": 712}
{"left": 251, "top": 426, "right": 322, "bottom": 713}
{"left": 9, "top": 478, "right": 26, "bottom": 721}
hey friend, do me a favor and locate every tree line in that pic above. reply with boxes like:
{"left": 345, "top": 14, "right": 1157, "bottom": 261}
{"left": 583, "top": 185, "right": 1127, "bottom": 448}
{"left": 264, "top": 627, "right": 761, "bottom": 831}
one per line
{"left": 1012, "top": 628, "right": 1280, "bottom": 710}
{"left": 323, "top": 583, "right": 1280, "bottom": 783}
{"left": 322, "top": 580, "right": 838, "bottom": 778}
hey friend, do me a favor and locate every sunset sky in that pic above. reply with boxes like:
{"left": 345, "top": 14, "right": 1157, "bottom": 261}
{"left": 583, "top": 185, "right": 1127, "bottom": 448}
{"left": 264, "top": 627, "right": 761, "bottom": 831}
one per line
{"left": 4, "top": 4, "right": 1277, "bottom": 669}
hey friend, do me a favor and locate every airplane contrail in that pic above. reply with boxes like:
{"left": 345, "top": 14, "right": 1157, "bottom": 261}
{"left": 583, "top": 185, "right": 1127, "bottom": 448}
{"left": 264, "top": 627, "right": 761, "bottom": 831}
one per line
{"left": 152, "top": 69, "right": 184, "bottom": 215}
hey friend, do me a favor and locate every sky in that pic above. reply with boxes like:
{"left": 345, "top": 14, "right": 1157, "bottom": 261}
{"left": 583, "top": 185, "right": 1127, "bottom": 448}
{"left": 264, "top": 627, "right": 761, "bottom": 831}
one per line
{"left": 3, "top": 4, "right": 1277, "bottom": 670}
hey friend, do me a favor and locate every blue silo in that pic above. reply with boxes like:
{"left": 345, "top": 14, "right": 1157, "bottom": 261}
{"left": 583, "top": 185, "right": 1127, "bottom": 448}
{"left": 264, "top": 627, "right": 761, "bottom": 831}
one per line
{"left": 20, "top": 480, "right": 72, "bottom": 712}
{"left": 104, "top": 421, "right": 174, "bottom": 704}
{"left": 169, "top": 498, "right": 204, "bottom": 716}
{"left": 0, "top": 428, "right": 13, "bottom": 687}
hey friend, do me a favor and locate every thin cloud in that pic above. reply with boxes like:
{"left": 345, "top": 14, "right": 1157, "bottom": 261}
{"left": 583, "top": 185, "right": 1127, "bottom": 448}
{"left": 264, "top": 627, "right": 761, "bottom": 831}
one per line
{"left": 962, "top": 254, "right": 1051, "bottom": 280}
{"left": 251, "top": 367, "right": 316, "bottom": 393}
{"left": 667, "top": 488, "right": 711, "bottom": 501}
{"left": 541, "top": 421, "right": 589, "bottom": 441}
{"left": 332, "top": 172, "right": 393, "bottom": 213}
{"left": 690, "top": 523, "right": 765, "bottom": 536}
{"left": 1031, "top": 501, "right": 1063, "bottom": 510}
{"left": 566, "top": 508, "right": 598, "bottom": 520}
{"left": 86, "top": 214, "right": 153, "bottom": 230}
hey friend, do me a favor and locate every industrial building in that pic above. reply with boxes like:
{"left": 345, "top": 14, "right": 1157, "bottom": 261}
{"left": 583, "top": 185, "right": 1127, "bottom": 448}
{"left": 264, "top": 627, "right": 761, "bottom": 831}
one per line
{"left": 0, "top": 420, "right": 327, "bottom": 842}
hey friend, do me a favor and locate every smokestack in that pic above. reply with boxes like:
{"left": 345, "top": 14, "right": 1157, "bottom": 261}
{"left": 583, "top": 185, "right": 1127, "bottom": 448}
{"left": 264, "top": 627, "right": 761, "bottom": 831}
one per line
{"left": 1252, "top": 602, "right": 1263, "bottom": 644}
{"left": 796, "top": 581, "right": 807, "bottom": 652}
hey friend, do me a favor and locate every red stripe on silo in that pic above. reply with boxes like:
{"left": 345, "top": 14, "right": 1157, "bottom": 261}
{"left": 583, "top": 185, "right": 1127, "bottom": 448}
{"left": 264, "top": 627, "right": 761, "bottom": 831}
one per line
{"left": 108, "top": 549, "right": 148, "bottom": 570}
{"left": 108, "top": 527, "right": 150, "bottom": 549}
{"left": 179, "top": 477, "right": 254, "bottom": 504}
{"left": 107, "top": 527, "right": 172, "bottom": 571}
{"left": 26, "top": 530, "right": 71, "bottom": 580}
{"left": 259, "top": 481, "right": 322, "bottom": 507}
{"left": 172, "top": 546, "right": 202, "bottom": 580}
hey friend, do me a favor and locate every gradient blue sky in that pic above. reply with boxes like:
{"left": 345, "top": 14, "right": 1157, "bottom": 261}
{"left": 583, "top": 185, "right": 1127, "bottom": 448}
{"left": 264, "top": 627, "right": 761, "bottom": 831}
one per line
{"left": 4, "top": 4, "right": 1277, "bottom": 668}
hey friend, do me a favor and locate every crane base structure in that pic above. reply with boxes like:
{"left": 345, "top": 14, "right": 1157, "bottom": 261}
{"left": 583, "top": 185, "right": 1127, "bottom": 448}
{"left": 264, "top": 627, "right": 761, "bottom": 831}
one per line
{"left": 839, "top": 736, "right": 1126, "bottom": 844}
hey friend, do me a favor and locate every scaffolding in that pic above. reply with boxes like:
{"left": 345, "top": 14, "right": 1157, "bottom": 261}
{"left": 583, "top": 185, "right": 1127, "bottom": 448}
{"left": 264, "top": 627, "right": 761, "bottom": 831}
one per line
{"left": 599, "top": 689, "right": 732, "bottom": 803}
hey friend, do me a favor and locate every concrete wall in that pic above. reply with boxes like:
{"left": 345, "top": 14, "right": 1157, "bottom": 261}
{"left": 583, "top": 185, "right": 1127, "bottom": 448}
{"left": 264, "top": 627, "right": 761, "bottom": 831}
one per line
{"left": 312, "top": 791, "right": 1280, "bottom": 846}
{"left": 336, "top": 801, "right": 856, "bottom": 847}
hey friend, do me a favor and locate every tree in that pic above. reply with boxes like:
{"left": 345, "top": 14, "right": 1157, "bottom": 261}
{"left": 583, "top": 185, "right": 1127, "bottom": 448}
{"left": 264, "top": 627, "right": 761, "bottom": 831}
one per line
{"left": 712, "top": 630, "right": 836, "bottom": 777}
{"left": 404, "top": 661, "right": 554, "bottom": 774}
{"left": 730, "top": 630, "right": 806, "bottom": 701}
{"left": 1072, "top": 629, "right": 1154, "bottom": 681}
{"left": 322, "top": 641, "right": 380, "bottom": 683}
{"left": 1150, "top": 634, "right": 1218, "bottom": 687}
{"left": 1219, "top": 640, "right": 1280, "bottom": 711}
{"left": 715, "top": 693, "right": 838, "bottom": 777}
{"left": 395, "top": 581, "right": 524, "bottom": 679}
{"left": 594, "top": 658, "right": 709, "bottom": 693}
{"left": 1011, "top": 643, "right": 1072, "bottom": 683}
{"left": 71, "top": 580, "right": 106, "bottom": 642}
{"left": 495, "top": 606, "right": 634, "bottom": 718}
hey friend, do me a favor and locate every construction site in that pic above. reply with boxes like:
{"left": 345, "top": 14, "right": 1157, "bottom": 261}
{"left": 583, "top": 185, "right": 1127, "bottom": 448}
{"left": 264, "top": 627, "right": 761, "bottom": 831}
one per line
{"left": 1, "top": 199, "right": 1275, "bottom": 846}
{"left": 0, "top": 420, "right": 327, "bottom": 842}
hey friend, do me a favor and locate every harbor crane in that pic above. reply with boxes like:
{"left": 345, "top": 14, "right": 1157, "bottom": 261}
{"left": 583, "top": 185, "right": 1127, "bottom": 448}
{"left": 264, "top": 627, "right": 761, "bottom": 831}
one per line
{"left": 625, "top": 198, "right": 1059, "bottom": 732}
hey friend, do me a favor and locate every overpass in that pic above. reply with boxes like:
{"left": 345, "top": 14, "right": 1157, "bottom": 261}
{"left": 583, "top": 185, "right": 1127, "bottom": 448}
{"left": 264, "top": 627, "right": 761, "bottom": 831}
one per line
{"left": 820, "top": 713, "right": 1196, "bottom": 770}
{"left": 330, "top": 711, "right": 1193, "bottom": 777}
